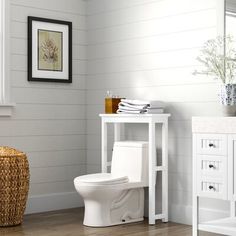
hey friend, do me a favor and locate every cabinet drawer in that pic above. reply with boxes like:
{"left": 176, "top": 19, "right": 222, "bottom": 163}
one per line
{"left": 197, "top": 177, "right": 227, "bottom": 199}
{"left": 197, "top": 155, "right": 226, "bottom": 178}
{"left": 196, "top": 134, "right": 227, "bottom": 156}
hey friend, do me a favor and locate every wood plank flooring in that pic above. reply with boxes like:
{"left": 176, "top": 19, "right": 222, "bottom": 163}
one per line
{"left": 0, "top": 208, "right": 220, "bottom": 236}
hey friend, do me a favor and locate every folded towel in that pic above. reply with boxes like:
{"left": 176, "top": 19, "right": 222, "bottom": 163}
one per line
{"left": 120, "top": 99, "right": 150, "bottom": 105}
{"left": 120, "top": 99, "right": 164, "bottom": 108}
{"left": 117, "top": 107, "right": 164, "bottom": 114}
{"left": 117, "top": 109, "right": 145, "bottom": 114}
{"left": 117, "top": 109, "right": 164, "bottom": 114}
{"left": 119, "top": 101, "right": 148, "bottom": 110}
{"left": 118, "top": 106, "right": 145, "bottom": 112}
{"left": 145, "top": 108, "right": 164, "bottom": 114}
{"left": 117, "top": 106, "right": 146, "bottom": 113}
{"left": 117, "top": 99, "right": 165, "bottom": 114}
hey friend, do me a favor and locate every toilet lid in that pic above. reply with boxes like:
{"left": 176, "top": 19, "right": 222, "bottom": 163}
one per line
{"left": 77, "top": 173, "right": 129, "bottom": 185}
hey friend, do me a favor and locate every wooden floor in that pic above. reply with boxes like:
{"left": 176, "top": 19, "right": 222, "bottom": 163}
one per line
{"left": 0, "top": 208, "right": 220, "bottom": 236}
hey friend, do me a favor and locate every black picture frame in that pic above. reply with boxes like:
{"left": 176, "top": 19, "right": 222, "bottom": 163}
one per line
{"left": 28, "top": 16, "right": 72, "bottom": 83}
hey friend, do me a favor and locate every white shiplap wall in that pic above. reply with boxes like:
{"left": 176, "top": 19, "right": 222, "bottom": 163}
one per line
{"left": 86, "top": 0, "right": 226, "bottom": 224}
{"left": 2, "top": 0, "right": 87, "bottom": 213}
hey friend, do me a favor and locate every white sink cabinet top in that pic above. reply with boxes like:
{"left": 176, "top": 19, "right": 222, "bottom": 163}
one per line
{"left": 192, "top": 117, "right": 236, "bottom": 134}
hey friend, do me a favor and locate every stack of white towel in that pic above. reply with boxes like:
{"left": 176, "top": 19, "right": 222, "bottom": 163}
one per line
{"left": 117, "top": 99, "right": 164, "bottom": 114}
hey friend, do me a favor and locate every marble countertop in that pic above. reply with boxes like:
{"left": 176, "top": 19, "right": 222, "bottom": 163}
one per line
{"left": 192, "top": 116, "right": 236, "bottom": 133}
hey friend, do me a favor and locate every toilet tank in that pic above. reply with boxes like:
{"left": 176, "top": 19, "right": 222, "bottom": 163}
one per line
{"left": 111, "top": 141, "right": 148, "bottom": 185}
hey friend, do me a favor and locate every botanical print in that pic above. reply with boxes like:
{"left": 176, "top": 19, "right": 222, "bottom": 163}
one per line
{"left": 38, "top": 29, "right": 63, "bottom": 71}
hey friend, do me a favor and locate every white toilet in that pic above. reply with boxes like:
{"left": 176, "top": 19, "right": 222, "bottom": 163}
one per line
{"left": 74, "top": 141, "right": 148, "bottom": 227}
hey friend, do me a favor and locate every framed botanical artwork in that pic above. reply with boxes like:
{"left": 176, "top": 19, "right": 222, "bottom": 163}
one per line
{"left": 28, "top": 16, "right": 72, "bottom": 83}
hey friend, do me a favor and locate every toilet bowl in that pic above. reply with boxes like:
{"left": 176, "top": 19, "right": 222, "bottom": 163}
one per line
{"left": 74, "top": 141, "right": 148, "bottom": 227}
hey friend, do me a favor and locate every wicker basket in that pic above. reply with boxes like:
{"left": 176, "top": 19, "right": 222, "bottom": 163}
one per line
{"left": 0, "top": 147, "right": 29, "bottom": 226}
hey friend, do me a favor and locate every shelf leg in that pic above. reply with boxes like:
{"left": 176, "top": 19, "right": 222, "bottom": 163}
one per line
{"left": 101, "top": 120, "right": 108, "bottom": 173}
{"left": 192, "top": 134, "right": 198, "bottom": 236}
{"left": 149, "top": 121, "right": 156, "bottom": 225}
{"left": 192, "top": 196, "right": 199, "bottom": 236}
{"left": 114, "top": 123, "right": 121, "bottom": 141}
{"left": 230, "top": 201, "right": 236, "bottom": 217}
{"left": 162, "top": 121, "right": 168, "bottom": 222}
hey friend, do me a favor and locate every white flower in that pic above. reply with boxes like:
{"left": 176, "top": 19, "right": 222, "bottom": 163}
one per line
{"left": 194, "top": 35, "right": 236, "bottom": 84}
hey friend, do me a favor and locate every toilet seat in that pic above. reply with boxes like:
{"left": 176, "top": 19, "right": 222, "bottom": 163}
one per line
{"left": 75, "top": 173, "right": 129, "bottom": 185}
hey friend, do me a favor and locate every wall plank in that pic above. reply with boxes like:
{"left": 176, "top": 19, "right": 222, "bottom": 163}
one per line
{"left": 87, "top": 9, "right": 216, "bottom": 44}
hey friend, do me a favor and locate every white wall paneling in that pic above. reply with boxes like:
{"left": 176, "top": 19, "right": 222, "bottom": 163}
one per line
{"left": 11, "top": 21, "right": 87, "bottom": 46}
{"left": 87, "top": 9, "right": 216, "bottom": 44}
{"left": 87, "top": 0, "right": 216, "bottom": 23}
{"left": 86, "top": 0, "right": 226, "bottom": 225}
{"left": 10, "top": 0, "right": 86, "bottom": 16}
{"left": 11, "top": 104, "right": 86, "bottom": 120}
{"left": 5, "top": 0, "right": 87, "bottom": 213}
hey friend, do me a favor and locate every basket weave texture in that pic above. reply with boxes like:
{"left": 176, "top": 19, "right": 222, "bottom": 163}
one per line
{"left": 0, "top": 147, "right": 29, "bottom": 227}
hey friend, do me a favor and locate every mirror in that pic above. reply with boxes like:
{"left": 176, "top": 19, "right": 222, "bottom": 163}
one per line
{"left": 226, "top": 1, "right": 236, "bottom": 35}
{"left": 226, "top": 0, "right": 236, "bottom": 40}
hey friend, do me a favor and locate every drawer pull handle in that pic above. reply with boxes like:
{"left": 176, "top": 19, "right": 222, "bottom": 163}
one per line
{"left": 209, "top": 185, "right": 215, "bottom": 191}
{"left": 209, "top": 164, "right": 215, "bottom": 169}
{"left": 209, "top": 143, "right": 215, "bottom": 147}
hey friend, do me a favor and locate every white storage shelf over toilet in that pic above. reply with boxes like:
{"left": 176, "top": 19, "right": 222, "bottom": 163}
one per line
{"left": 100, "top": 114, "right": 170, "bottom": 225}
{"left": 192, "top": 117, "right": 236, "bottom": 236}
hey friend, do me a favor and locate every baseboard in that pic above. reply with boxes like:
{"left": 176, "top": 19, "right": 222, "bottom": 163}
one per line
{"left": 144, "top": 200, "right": 229, "bottom": 225}
{"left": 169, "top": 204, "right": 229, "bottom": 225}
{"left": 25, "top": 192, "right": 84, "bottom": 214}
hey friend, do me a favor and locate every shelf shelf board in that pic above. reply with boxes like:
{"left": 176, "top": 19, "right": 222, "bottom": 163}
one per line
{"left": 199, "top": 217, "right": 236, "bottom": 235}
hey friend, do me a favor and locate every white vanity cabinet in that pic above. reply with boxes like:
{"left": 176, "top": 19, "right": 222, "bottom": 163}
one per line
{"left": 192, "top": 117, "right": 236, "bottom": 236}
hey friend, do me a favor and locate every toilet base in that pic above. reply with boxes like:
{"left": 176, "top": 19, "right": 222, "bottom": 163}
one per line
{"left": 83, "top": 188, "right": 144, "bottom": 227}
